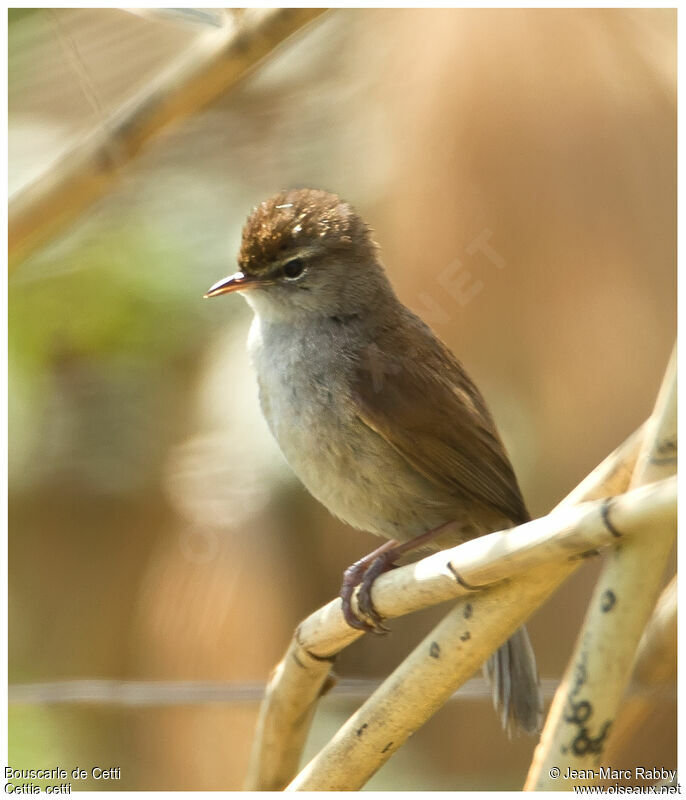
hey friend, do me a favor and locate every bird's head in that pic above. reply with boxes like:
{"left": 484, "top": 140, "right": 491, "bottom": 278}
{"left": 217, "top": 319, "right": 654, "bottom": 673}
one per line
{"left": 205, "top": 189, "right": 390, "bottom": 321}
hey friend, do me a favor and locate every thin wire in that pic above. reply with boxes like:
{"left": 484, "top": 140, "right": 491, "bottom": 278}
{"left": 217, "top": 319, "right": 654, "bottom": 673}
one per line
{"left": 47, "top": 9, "right": 120, "bottom": 170}
{"left": 7, "top": 677, "right": 674, "bottom": 708}
{"left": 122, "top": 9, "right": 231, "bottom": 29}
{"left": 48, "top": 10, "right": 108, "bottom": 129}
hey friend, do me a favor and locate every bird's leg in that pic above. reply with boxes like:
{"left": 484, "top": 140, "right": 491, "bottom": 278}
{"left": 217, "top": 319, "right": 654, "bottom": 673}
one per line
{"left": 340, "top": 540, "right": 399, "bottom": 632}
{"left": 343, "top": 522, "right": 456, "bottom": 634}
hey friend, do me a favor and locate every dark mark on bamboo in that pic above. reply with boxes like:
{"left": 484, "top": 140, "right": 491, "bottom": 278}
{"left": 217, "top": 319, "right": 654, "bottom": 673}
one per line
{"left": 600, "top": 589, "right": 616, "bottom": 613}
{"left": 429, "top": 641, "right": 440, "bottom": 659}
{"left": 561, "top": 648, "right": 613, "bottom": 758}
{"left": 356, "top": 723, "right": 368, "bottom": 737}
{"left": 381, "top": 741, "right": 393, "bottom": 753}
{"left": 570, "top": 548, "right": 600, "bottom": 562}
{"left": 446, "top": 562, "right": 480, "bottom": 590}
{"left": 601, "top": 498, "right": 623, "bottom": 538}
{"left": 650, "top": 437, "right": 677, "bottom": 465}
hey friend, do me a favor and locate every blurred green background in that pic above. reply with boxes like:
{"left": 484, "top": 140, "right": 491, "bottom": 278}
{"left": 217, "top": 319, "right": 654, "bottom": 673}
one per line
{"left": 8, "top": 8, "right": 676, "bottom": 790}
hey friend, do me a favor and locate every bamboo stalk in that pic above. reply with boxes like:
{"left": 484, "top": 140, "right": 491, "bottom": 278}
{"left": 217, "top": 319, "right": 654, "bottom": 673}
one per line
{"left": 287, "top": 565, "right": 560, "bottom": 790}
{"left": 602, "top": 575, "right": 677, "bottom": 763}
{"left": 243, "top": 638, "right": 335, "bottom": 791}
{"left": 295, "top": 423, "right": 645, "bottom": 660}
{"left": 286, "top": 477, "right": 674, "bottom": 790}
{"left": 244, "top": 424, "right": 649, "bottom": 789}
{"left": 631, "top": 575, "right": 677, "bottom": 694}
{"left": 298, "top": 477, "right": 674, "bottom": 659}
{"left": 9, "top": 8, "right": 327, "bottom": 268}
{"left": 525, "top": 347, "right": 676, "bottom": 790}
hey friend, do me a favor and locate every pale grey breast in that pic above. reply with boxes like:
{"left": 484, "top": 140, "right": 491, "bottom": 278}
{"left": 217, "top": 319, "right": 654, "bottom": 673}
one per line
{"left": 248, "top": 314, "right": 486, "bottom": 542}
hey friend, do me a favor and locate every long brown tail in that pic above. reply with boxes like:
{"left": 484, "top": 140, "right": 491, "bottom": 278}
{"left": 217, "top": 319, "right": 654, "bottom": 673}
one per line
{"left": 484, "top": 625, "right": 543, "bottom": 735}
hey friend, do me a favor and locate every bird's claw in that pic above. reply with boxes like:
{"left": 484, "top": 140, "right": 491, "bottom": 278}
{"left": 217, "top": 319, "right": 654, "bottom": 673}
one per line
{"left": 340, "top": 565, "right": 376, "bottom": 632}
{"left": 340, "top": 553, "right": 396, "bottom": 634}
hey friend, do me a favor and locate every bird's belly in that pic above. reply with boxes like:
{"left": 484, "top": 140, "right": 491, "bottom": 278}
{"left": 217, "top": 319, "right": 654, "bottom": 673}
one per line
{"left": 278, "top": 416, "right": 448, "bottom": 539}
{"left": 249, "top": 318, "right": 490, "bottom": 543}
{"left": 253, "top": 366, "right": 457, "bottom": 539}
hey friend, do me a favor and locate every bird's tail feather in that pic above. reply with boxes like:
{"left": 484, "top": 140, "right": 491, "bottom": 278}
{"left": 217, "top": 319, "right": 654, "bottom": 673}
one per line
{"left": 484, "top": 625, "right": 543, "bottom": 735}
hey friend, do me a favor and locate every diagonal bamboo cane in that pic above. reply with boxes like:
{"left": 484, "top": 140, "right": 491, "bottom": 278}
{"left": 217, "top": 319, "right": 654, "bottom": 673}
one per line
{"left": 244, "top": 420, "right": 652, "bottom": 790}
{"left": 286, "top": 475, "right": 675, "bottom": 790}
{"left": 524, "top": 347, "right": 676, "bottom": 790}
{"left": 9, "top": 8, "right": 327, "bottom": 268}
{"left": 288, "top": 564, "right": 559, "bottom": 790}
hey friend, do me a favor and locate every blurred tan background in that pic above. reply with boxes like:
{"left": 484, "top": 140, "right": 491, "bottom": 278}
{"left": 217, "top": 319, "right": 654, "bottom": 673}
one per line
{"left": 8, "top": 8, "right": 676, "bottom": 791}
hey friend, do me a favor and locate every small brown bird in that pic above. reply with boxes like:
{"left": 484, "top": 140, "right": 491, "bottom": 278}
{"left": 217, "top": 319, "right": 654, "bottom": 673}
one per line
{"left": 206, "top": 188, "right": 542, "bottom": 734}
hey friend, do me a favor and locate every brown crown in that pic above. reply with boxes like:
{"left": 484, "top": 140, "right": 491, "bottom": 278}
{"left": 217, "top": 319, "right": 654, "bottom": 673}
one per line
{"left": 238, "top": 188, "right": 373, "bottom": 274}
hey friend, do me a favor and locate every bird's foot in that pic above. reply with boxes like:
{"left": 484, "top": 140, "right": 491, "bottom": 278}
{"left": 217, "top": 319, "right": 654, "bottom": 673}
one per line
{"left": 357, "top": 552, "right": 398, "bottom": 633}
{"left": 339, "top": 523, "right": 459, "bottom": 633}
{"left": 340, "top": 541, "right": 399, "bottom": 634}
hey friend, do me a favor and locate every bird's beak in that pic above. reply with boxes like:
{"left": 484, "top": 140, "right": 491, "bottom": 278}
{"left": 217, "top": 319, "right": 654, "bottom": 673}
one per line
{"left": 203, "top": 271, "right": 264, "bottom": 298}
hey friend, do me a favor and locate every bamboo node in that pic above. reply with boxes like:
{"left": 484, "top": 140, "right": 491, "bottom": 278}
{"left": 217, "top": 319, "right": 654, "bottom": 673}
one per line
{"left": 601, "top": 497, "right": 623, "bottom": 538}
{"left": 445, "top": 561, "right": 482, "bottom": 590}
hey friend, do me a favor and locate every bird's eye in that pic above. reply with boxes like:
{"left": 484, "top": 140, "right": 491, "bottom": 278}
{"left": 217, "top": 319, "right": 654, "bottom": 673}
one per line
{"left": 282, "top": 258, "right": 306, "bottom": 280}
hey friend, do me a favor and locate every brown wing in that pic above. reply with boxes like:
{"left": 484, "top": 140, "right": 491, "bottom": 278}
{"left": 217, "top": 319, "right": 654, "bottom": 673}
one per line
{"left": 352, "top": 329, "right": 529, "bottom": 526}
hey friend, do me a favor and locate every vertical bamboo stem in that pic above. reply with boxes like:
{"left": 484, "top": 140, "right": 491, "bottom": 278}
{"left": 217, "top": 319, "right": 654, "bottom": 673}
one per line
{"left": 602, "top": 575, "right": 677, "bottom": 764}
{"left": 525, "top": 347, "right": 676, "bottom": 790}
